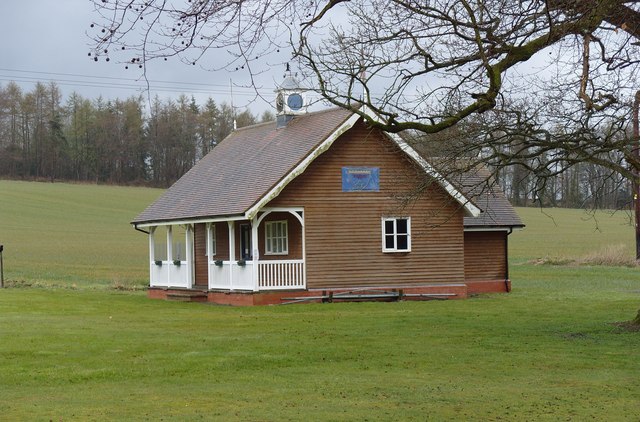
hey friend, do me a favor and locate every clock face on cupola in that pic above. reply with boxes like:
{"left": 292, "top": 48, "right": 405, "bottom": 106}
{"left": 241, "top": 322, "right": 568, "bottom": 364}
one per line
{"left": 287, "top": 93, "right": 303, "bottom": 111}
{"left": 275, "top": 65, "right": 307, "bottom": 117}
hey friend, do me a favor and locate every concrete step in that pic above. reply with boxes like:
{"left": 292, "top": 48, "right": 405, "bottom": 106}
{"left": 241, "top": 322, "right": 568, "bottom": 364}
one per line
{"left": 166, "top": 291, "right": 208, "bottom": 302}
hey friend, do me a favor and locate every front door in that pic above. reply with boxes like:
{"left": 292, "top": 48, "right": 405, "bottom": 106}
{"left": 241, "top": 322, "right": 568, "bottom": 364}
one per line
{"left": 240, "top": 224, "right": 252, "bottom": 260}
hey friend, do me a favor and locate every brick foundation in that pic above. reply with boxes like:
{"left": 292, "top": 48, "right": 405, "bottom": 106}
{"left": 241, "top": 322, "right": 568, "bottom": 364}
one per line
{"left": 146, "top": 281, "right": 508, "bottom": 306}
{"left": 466, "top": 279, "right": 511, "bottom": 294}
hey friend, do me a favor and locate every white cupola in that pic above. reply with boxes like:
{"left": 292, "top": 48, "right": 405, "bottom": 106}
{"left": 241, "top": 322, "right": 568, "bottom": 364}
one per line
{"left": 275, "top": 64, "right": 308, "bottom": 128}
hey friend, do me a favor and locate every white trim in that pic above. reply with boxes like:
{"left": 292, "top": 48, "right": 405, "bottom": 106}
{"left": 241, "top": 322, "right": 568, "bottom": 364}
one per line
{"left": 167, "top": 226, "right": 174, "bottom": 262}
{"left": 464, "top": 226, "right": 522, "bottom": 232}
{"left": 185, "top": 225, "right": 194, "bottom": 288}
{"left": 243, "top": 106, "right": 480, "bottom": 220}
{"left": 256, "top": 207, "right": 305, "bottom": 226}
{"left": 361, "top": 106, "right": 481, "bottom": 218}
{"left": 244, "top": 112, "right": 362, "bottom": 220}
{"left": 251, "top": 216, "right": 259, "bottom": 292}
{"left": 382, "top": 217, "right": 412, "bottom": 253}
{"left": 228, "top": 221, "right": 235, "bottom": 289}
{"left": 135, "top": 215, "right": 246, "bottom": 229}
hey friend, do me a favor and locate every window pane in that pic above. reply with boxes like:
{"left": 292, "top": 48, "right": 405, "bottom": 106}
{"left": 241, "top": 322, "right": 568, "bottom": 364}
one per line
{"left": 385, "top": 235, "right": 395, "bottom": 249}
{"left": 153, "top": 226, "right": 167, "bottom": 260}
{"left": 397, "top": 234, "right": 408, "bottom": 250}
{"left": 210, "top": 224, "right": 217, "bottom": 256}
{"left": 172, "top": 225, "right": 187, "bottom": 261}
{"left": 384, "top": 220, "right": 394, "bottom": 234}
{"left": 266, "top": 221, "right": 288, "bottom": 254}
{"left": 396, "top": 218, "right": 408, "bottom": 234}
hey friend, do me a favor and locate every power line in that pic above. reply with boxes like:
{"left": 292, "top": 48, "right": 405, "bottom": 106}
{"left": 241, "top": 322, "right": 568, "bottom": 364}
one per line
{"left": 0, "top": 67, "right": 240, "bottom": 89}
{"left": 0, "top": 67, "right": 276, "bottom": 97}
{"left": 0, "top": 76, "right": 265, "bottom": 97}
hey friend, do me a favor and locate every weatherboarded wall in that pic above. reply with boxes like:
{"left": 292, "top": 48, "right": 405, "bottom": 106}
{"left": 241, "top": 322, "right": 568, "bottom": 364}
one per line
{"left": 463, "top": 231, "right": 507, "bottom": 281}
{"left": 194, "top": 223, "right": 207, "bottom": 287}
{"left": 194, "top": 222, "right": 232, "bottom": 286}
{"left": 267, "top": 120, "right": 465, "bottom": 289}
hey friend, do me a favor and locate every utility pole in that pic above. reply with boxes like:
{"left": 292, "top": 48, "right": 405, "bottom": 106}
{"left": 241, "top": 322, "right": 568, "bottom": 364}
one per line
{"left": 633, "top": 91, "right": 640, "bottom": 261}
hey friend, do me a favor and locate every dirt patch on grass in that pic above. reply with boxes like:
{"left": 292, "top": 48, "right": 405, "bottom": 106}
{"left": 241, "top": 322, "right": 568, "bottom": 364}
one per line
{"left": 612, "top": 321, "right": 640, "bottom": 332}
{"left": 528, "top": 244, "right": 639, "bottom": 268}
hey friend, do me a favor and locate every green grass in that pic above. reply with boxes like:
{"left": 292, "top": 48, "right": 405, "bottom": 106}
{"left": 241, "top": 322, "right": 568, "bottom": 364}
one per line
{"left": 510, "top": 206, "right": 635, "bottom": 263}
{"left": 0, "top": 180, "right": 162, "bottom": 288}
{"left": 0, "top": 180, "right": 639, "bottom": 420}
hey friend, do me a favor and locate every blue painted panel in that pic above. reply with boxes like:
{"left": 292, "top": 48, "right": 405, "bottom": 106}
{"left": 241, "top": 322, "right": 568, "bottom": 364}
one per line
{"left": 342, "top": 167, "right": 380, "bottom": 192}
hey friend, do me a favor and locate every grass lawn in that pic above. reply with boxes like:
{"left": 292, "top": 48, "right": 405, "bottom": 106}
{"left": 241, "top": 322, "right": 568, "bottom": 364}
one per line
{"left": 0, "top": 180, "right": 162, "bottom": 288}
{"left": 0, "top": 180, "right": 639, "bottom": 420}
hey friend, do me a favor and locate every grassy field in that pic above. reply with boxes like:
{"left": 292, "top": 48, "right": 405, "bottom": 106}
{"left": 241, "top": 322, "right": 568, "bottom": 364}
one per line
{"left": 0, "top": 180, "right": 163, "bottom": 288}
{"left": 510, "top": 206, "right": 636, "bottom": 263}
{"left": 0, "top": 180, "right": 639, "bottom": 420}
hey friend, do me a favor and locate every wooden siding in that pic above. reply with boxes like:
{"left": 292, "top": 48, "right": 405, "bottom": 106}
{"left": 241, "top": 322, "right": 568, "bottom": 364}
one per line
{"left": 464, "top": 231, "right": 507, "bottom": 281}
{"left": 267, "top": 120, "right": 465, "bottom": 289}
{"left": 194, "top": 223, "right": 207, "bottom": 287}
{"left": 194, "top": 222, "right": 230, "bottom": 286}
{"left": 214, "top": 222, "right": 230, "bottom": 261}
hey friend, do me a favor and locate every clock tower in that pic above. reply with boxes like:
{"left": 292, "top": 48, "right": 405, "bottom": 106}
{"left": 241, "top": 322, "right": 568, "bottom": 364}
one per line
{"left": 275, "top": 65, "right": 308, "bottom": 128}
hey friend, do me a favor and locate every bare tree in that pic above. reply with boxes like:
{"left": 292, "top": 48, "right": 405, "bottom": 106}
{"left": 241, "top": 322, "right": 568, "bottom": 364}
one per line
{"left": 89, "top": 1, "right": 640, "bottom": 231}
{"left": 89, "top": 3, "right": 640, "bottom": 155}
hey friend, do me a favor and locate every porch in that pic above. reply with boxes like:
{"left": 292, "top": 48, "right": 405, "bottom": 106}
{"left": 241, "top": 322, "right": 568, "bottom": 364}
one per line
{"left": 144, "top": 207, "right": 306, "bottom": 292}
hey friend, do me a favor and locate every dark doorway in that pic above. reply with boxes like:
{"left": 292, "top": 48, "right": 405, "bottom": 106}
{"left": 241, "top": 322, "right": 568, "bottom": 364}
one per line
{"left": 240, "top": 224, "right": 252, "bottom": 260}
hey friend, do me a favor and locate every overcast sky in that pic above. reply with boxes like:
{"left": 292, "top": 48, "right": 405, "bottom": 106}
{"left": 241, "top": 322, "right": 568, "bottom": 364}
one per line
{"left": 0, "top": 0, "right": 288, "bottom": 113}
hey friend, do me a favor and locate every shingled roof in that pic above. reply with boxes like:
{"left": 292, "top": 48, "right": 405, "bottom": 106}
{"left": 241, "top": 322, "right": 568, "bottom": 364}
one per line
{"left": 133, "top": 107, "right": 355, "bottom": 224}
{"left": 457, "top": 167, "right": 524, "bottom": 229}
{"left": 132, "top": 107, "right": 522, "bottom": 229}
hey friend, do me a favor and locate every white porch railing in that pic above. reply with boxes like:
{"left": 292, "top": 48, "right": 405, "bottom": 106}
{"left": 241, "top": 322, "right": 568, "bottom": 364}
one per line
{"left": 150, "top": 261, "right": 190, "bottom": 288}
{"left": 208, "top": 259, "right": 305, "bottom": 291}
{"left": 258, "top": 260, "right": 305, "bottom": 290}
{"left": 209, "top": 261, "right": 254, "bottom": 290}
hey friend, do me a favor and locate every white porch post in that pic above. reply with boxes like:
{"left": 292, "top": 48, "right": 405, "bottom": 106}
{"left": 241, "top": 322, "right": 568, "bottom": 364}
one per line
{"left": 301, "top": 212, "right": 307, "bottom": 289}
{"left": 206, "top": 223, "right": 211, "bottom": 288}
{"left": 185, "top": 225, "right": 194, "bottom": 288}
{"left": 167, "top": 226, "right": 173, "bottom": 262}
{"left": 205, "top": 223, "right": 212, "bottom": 260}
{"left": 251, "top": 216, "right": 259, "bottom": 291}
{"left": 148, "top": 226, "right": 156, "bottom": 285}
{"left": 166, "top": 226, "right": 173, "bottom": 286}
{"left": 228, "top": 221, "right": 235, "bottom": 290}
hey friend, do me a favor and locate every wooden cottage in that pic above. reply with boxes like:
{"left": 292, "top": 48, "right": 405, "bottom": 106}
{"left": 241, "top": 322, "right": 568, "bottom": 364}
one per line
{"left": 132, "top": 77, "right": 524, "bottom": 305}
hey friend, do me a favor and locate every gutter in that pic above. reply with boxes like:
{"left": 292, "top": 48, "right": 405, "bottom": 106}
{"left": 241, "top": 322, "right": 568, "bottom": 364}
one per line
{"left": 505, "top": 227, "right": 513, "bottom": 292}
{"left": 134, "top": 224, "right": 150, "bottom": 235}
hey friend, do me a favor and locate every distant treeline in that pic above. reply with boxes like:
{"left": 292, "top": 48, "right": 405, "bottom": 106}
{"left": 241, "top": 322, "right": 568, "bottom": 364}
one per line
{"left": 0, "top": 81, "right": 632, "bottom": 209}
{"left": 0, "top": 81, "right": 273, "bottom": 187}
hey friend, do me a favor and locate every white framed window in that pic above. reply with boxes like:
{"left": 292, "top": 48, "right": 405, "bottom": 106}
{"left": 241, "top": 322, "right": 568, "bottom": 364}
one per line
{"left": 265, "top": 220, "right": 288, "bottom": 255}
{"left": 382, "top": 217, "right": 411, "bottom": 252}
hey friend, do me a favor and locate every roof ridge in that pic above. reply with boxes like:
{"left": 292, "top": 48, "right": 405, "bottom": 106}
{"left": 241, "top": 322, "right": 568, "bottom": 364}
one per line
{"left": 232, "top": 106, "right": 352, "bottom": 132}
